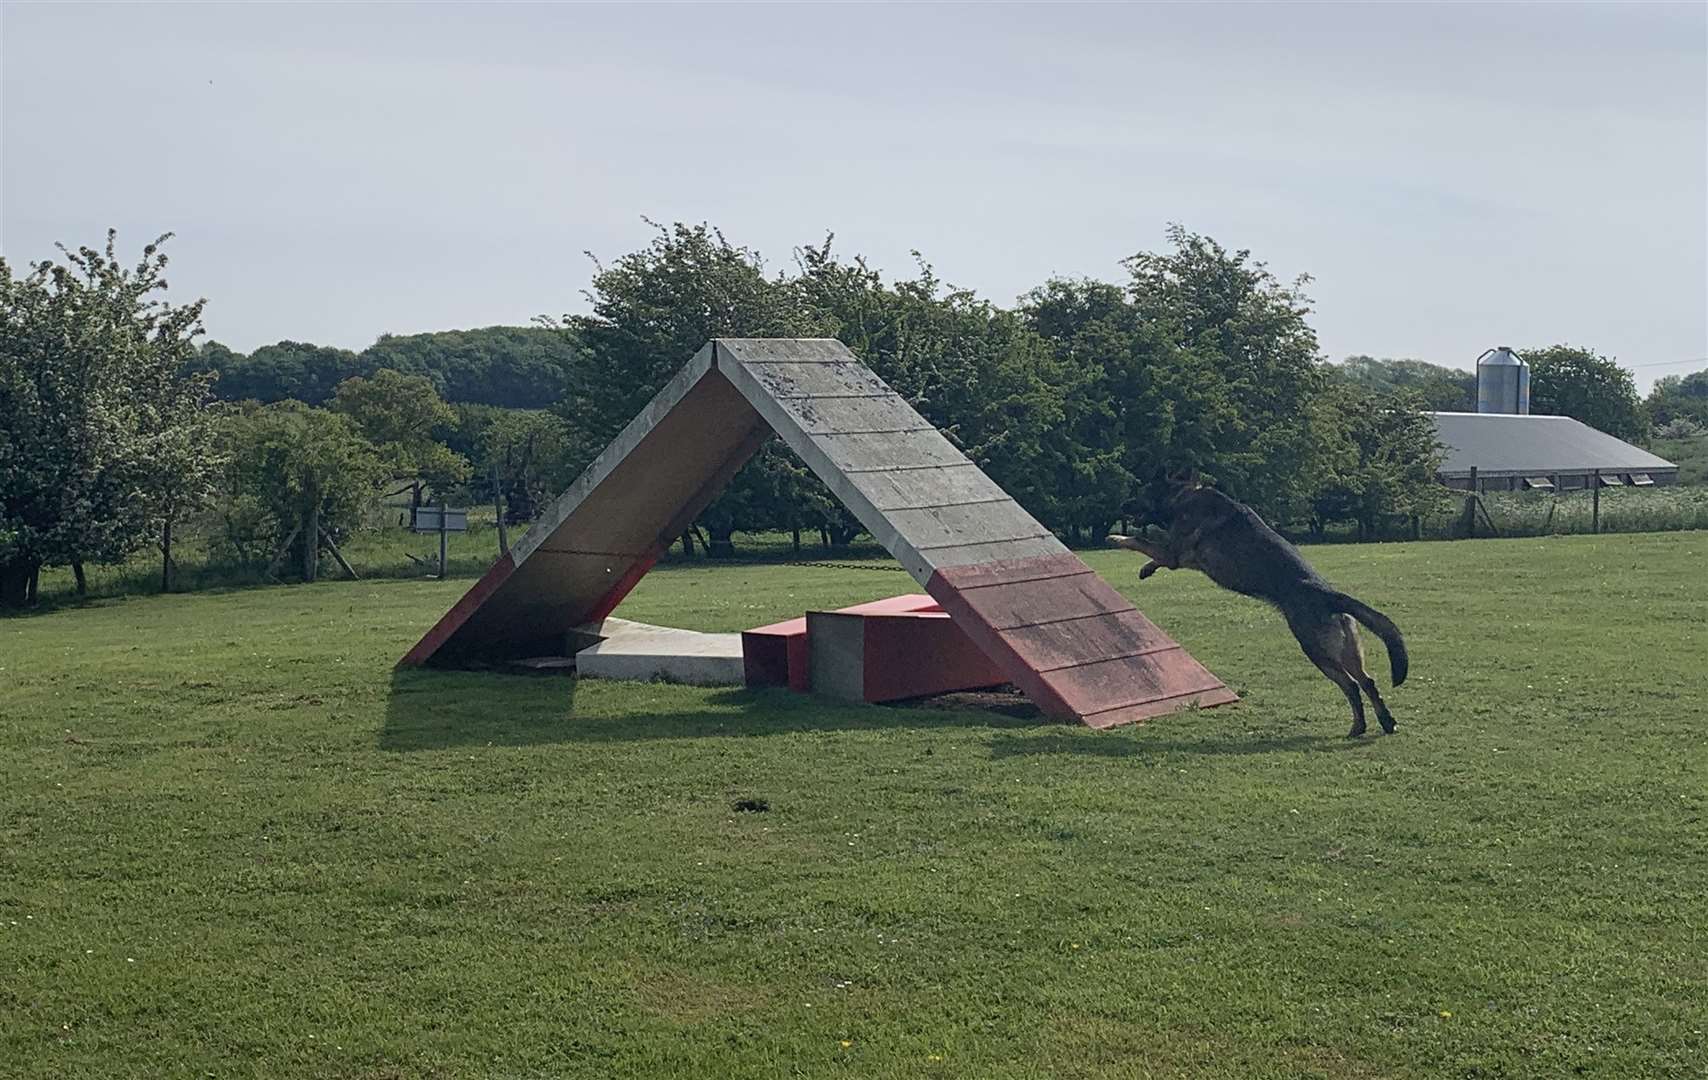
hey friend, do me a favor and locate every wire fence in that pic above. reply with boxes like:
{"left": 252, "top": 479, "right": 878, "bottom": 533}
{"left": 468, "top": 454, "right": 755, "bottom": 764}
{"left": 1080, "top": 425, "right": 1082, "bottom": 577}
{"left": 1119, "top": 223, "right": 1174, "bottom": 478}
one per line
{"left": 17, "top": 482, "right": 1708, "bottom": 609}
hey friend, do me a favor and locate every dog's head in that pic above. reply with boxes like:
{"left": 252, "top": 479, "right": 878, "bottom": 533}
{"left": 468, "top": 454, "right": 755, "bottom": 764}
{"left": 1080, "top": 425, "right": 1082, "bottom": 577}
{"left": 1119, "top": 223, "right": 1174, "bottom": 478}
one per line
{"left": 1167, "top": 483, "right": 1239, "bottom": 531}
{"left": 1130, "top": 465, "right": 1201, "bottom": 525}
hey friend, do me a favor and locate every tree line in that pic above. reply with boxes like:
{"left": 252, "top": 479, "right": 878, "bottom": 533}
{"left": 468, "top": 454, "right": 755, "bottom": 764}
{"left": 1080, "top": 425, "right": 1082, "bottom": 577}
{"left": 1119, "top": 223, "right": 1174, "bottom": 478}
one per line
{"left": 2, "top": 224, "right": 1689, "bottom": 606}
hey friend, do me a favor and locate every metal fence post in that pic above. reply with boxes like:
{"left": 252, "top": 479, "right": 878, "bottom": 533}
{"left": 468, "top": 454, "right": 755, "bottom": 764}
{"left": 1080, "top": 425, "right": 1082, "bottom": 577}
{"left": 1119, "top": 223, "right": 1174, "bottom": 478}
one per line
{"left": 438, "top": 501, "right": 449, "bottom": 577}
{"left": 1466, "top": 466, "right": 1479, "bottom": 538}
{"left": 1592, "top": 470, "right": 1600, "bottom": 534}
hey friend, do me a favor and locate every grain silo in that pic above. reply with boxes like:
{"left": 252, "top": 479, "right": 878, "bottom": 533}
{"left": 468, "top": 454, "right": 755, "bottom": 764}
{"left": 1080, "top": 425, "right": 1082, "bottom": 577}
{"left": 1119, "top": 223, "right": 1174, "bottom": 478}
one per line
{"left": 1476, "top": 346, "right": 1530, "bottom": 414}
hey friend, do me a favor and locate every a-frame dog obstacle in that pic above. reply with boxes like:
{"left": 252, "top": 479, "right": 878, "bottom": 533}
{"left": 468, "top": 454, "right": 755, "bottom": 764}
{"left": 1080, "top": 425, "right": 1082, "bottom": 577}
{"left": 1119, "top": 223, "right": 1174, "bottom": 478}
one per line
{"left": 399, "top": 339, "right": 1237, "bottom": 728}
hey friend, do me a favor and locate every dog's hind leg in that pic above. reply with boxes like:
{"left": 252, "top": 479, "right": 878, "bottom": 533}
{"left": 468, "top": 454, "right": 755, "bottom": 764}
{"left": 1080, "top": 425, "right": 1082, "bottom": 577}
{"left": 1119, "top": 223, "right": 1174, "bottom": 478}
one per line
{"left": 1296, "top": 620, "right": 1368, "bottom": 737}
{"left": 1333, "top": 614, "right": 1396, "bottom": 734}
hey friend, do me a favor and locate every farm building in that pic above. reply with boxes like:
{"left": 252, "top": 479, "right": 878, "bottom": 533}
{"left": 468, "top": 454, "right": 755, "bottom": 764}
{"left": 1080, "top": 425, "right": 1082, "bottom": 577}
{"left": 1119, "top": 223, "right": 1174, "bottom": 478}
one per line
{"left": 1425, "top": 346, "right": 1677, "bottom": 492}
{"left": 1426, "top": 411, "right": 1678, "bottom": 491}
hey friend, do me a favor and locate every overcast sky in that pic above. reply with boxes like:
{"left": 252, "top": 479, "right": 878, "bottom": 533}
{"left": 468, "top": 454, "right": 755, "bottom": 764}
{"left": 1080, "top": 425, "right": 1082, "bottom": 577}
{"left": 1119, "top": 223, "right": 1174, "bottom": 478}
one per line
{"left": 3, "top": 2, "right": 1704, "bottom": 388}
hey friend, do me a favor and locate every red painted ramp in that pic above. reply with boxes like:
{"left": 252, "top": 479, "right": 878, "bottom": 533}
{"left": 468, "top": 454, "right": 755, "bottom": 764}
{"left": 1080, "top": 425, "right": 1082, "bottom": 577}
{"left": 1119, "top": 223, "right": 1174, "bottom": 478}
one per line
{"left": 927, "top": 554, "right": 1239, "bottom": 727}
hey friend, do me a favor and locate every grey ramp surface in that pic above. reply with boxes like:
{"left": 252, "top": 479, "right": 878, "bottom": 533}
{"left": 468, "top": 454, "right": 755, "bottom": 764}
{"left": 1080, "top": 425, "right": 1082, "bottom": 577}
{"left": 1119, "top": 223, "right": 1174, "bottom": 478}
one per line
{"left": 714, "top": 338, "right": 1067, "bottom": 581}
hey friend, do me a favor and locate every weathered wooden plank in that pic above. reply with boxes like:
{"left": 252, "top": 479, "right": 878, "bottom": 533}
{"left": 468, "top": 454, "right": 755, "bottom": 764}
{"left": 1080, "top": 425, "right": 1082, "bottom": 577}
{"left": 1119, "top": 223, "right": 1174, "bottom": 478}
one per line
{"left": 766, "top": 392, "right": 936, "bottom": 437}
{"left": 939, "top": 571, "right": 1134, "bottom": 631}
{"left": 819, "top": 429, "right": 971, "bottom": 473}
{"left": 1000, "top": 610, "right": 1180, "bottom": 673}
{"left": 845, "top": 463, "right": 1010, "bottom": 512}
{"left": 888, "top": 499, "right": 1053, "bottom": 553}
{"left": 920, "top": 535, "right": 1069, "bottom": 570}
{"left": 926, "top": 552, "right": 1091, "bottom": 590}
{"left": 716, "top": 338, "right": 852, "bottom": 365}
{"left": 738, "top": 361, "right": 894, "bottom": 399}
{"left": 1039, "top": 650, "right": 1229, "bottom": 715}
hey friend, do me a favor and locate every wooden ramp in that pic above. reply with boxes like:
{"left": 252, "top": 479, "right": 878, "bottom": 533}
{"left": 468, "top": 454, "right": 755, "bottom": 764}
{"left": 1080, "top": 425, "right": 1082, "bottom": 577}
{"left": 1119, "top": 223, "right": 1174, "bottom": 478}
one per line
{"left": 399, "top": 339, "right": 1236, "bottom": 727}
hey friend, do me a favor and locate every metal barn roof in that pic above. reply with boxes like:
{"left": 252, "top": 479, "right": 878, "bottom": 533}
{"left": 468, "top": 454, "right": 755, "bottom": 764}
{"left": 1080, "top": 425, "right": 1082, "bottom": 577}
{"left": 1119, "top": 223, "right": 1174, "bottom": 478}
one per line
{"left": 1425, "top": 412, "right": 1677, "bottom": 478}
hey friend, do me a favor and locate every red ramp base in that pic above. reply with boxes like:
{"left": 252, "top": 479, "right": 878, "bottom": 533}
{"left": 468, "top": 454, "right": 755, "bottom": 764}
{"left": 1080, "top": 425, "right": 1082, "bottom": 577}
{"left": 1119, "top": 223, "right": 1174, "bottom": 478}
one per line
{"left": 805, "top": 607, "right": 1009, "bottom": 704}
{"left": 743, "top": 595, "right": 943, "bottom": 692}
{"left": 926, "top": 554, "right": 1238, "bottom": 727}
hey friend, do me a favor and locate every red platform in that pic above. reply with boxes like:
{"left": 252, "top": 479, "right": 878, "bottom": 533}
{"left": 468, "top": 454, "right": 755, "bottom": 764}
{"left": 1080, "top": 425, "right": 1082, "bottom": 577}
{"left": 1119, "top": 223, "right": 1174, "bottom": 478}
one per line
{"left": 805, "top": 607, "right": 1009, "bottom": 704}
{"left": 743, "top": 594, "right": 942, "bottom": 691}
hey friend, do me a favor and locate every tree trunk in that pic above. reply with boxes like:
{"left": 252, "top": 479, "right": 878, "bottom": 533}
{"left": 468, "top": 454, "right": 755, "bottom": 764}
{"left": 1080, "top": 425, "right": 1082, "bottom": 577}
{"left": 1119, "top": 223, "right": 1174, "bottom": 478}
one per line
{"left": 791, "top": 527, "right": 801, "bottom": 554}
{"left": 0, "top": 560, "right": 36, "bottom": 608}
{"left": 161, "top": 520, "right": 174, "bottom": 592}
{"left": 27, "top": 566, "right": 39, "bottom": 605}
{"left": 707, "top": 527, "right": 736, "bottom": 559}
{"left": 437, "top": 502, "right": 448, "bottom": 578}
{"left": 73, "top": 562, "right": 88, "bottom": 597}
{"left": 681, "top": 530, "right": 695, "bottom": 557}
{"left": 303, "top": 493, "right": 320, "bottom": 584}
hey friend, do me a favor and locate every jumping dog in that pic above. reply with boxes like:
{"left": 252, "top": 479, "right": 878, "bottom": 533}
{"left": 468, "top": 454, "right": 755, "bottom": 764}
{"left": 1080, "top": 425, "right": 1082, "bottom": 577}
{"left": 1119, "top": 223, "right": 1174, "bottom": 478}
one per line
{"left": 1108, "top": 486, "right": 1409, "bottom": 737}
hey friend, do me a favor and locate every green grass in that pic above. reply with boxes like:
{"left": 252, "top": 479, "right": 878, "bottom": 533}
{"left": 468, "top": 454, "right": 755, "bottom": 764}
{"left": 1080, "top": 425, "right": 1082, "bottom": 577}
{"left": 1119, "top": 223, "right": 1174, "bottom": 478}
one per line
{"left": 3, "top": 535, "right": 1705, "bottom": 1078}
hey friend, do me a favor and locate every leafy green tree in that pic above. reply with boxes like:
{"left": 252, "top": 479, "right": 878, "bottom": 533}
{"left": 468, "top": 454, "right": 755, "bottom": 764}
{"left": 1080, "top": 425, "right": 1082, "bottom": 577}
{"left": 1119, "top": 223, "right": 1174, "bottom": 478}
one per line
{"left": 358, "top": 326, "right": 582, "bottom": 408}
{"left": 479, "top": 410, "right": 580, "bottom": 523}
{"left": 205, "top": 340, "right": 371, "bottom": 404}
{"left": 218, "top": 402, "right": 385, "bottom": 582}
{"left": 1307, "top": 386, "right": 1446, "bottom": 537}
{"left": 331, "top": 368, "right": 471, "bottom": 501}
{"left": 1523, "top": 345, "right": 1647, "bottom": 441}
{"left": 1645, "top": 369, "right": 1708, "bottom": 431}
{"left": 185, "top": 339, "right": 243, "bottom": 382}
{"left": 1121, "top": 225, "right": 1328, "bottom": 522}
{"left": 1020, "top": 276, "right": 1235, "bottom": 537}
{"left": 1330, "top": 355, "right": 1476, "bottom": 411}
{"left": 0, "top": 232, "right": 218, "bottom": 606}
{"left": 556, "top": 222, "right": 831, "bottom": 555}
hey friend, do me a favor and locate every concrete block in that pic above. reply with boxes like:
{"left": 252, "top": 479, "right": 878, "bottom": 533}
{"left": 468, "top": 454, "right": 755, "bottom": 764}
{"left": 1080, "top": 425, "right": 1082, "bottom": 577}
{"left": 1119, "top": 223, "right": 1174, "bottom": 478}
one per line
{"left": 574, "top": 619, "right": 745, "bottom": 686}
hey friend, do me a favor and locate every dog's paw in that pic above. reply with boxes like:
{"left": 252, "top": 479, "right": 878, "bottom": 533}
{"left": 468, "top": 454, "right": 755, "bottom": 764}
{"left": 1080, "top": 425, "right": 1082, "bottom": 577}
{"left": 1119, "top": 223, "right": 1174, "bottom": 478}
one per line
{"left": 1139, "top": 561, "right": 1161, "bottom": 580}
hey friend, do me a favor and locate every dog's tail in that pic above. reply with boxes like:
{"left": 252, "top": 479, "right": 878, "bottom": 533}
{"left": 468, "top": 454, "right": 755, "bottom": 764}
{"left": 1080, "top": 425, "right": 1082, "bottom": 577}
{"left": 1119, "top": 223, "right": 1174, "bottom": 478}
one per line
{"left": 1322, "top": 589, "right": 1409, "bottom": 686}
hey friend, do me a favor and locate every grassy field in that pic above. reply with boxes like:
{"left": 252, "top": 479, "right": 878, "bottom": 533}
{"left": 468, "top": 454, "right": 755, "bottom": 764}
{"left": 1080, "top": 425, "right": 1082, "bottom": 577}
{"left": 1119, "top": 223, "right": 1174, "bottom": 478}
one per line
{"left": 3, "top": 534, "right": 1704, "bottom": 1078}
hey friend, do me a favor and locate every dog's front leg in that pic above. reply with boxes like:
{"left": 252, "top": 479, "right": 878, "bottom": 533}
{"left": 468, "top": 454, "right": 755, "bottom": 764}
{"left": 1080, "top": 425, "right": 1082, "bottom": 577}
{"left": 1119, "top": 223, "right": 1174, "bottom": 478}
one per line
{"left": 1107, "top": 532, "right": 1178, "bottom": 578}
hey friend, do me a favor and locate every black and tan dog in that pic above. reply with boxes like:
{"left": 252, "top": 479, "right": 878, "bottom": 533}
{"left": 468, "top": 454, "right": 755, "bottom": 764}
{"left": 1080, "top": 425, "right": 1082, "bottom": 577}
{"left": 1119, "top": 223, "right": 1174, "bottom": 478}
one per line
{"left": 1108, "top": 486, "right": 1409, "bottom": 737}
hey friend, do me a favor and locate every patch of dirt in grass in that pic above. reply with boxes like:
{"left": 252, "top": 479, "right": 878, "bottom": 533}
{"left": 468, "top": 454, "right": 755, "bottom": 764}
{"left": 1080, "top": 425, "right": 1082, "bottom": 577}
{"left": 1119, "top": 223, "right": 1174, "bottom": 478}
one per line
{"left": 890, "top": 684, "right": 1045, "bottom": 720}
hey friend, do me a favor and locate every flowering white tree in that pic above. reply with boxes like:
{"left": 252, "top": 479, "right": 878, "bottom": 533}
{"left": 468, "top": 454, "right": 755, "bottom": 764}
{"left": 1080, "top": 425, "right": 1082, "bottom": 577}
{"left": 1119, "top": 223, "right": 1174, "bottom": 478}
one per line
{"left": 0, "top": 232, "right": 219, "bottom": 605}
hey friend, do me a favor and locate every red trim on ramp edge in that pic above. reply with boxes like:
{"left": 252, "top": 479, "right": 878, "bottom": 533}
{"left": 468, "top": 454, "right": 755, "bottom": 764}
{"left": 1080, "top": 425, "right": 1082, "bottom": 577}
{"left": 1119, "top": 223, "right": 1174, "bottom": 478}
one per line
{"left": 396, "top": 552, "right": 517, "bottom": 668}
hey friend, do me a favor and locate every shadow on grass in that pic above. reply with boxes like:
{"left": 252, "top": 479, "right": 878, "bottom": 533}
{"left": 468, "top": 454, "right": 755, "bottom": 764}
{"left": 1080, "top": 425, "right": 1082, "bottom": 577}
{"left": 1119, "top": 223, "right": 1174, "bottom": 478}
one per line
{"left": 987, "top": 730, "right": 1377, "bottom": 759}
{"left": 382, "top": 668, "right": 1040, "bottom": 751}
